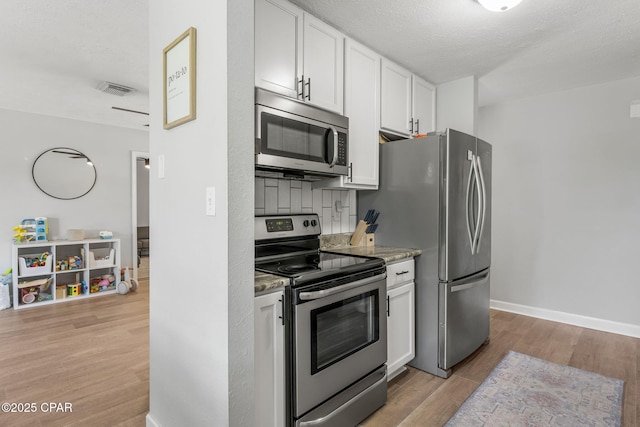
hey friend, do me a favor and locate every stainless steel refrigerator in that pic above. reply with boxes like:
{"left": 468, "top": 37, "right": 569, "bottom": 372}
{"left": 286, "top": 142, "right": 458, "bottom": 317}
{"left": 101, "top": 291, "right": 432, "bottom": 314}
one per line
{"left": 358, "top": 128, "right": 491, "bottom": 378}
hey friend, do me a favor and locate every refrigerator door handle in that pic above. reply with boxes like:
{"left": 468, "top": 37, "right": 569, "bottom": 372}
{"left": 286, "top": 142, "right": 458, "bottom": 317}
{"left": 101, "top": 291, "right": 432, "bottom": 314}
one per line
{"left": 471, "top": 154, "right": 482, "bottom": 254}
{"left": 465, "top": 156, "right": 476, "bottom": 253}
{"left": 476, "top": 157, "right": 487, "bottom": 252}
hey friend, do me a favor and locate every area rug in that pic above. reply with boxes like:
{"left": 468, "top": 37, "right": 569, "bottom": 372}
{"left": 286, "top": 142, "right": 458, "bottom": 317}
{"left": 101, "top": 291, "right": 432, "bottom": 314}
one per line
{"left": 445, "top": 351, "right": 624, "bottom": 426}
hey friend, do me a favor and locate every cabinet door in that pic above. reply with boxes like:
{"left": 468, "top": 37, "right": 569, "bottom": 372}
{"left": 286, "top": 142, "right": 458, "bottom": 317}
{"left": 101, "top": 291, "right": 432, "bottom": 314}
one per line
{"left": 302, "top": 13, "right": 344, "bottom": 114}
{"left": 255, "top": 0, "right": 303, "bottom": 99}
{"left": 412, "top": 75, "right": 436, "bottom": 135}
{"left": 387, "top": 282, "right": 415, "bottom": 380}
{"left": 254, "top": 291, "right": 285, "bottom": 427}
{"left": 343, "top": 38, "right": 380, "bottom": 188}
{"left": 380, "top": 58, "right": 412, "bottom": 137}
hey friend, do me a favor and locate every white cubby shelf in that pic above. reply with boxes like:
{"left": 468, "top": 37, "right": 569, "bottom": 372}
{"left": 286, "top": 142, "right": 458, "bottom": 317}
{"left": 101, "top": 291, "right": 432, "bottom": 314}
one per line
{"left": 11, "top": 238, "right": 121, "bottom": 309}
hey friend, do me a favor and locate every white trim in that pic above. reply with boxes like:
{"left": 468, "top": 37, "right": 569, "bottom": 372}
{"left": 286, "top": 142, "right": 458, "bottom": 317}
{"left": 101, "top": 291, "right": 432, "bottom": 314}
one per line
{"left": 131, "top": 151, "right": 149, "bottom": 281}
{"left": 146, "top": 413, "right": 161, "bottom": 427}
{"left": 491, "top": 299, "right": 640, "bottom": 338}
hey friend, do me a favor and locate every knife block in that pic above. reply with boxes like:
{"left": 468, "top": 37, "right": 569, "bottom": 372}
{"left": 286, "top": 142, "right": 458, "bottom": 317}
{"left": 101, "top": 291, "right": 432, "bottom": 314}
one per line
{"left": 364, "top": 233, "right": 375, "bottom": 247}
{"left": 350, "top": 220, "right": 368, "bottom": 246}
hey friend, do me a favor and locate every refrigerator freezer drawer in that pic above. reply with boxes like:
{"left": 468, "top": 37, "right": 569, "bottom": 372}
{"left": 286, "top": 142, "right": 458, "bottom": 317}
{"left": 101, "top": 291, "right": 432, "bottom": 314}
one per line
{"left": 438, "top": 269, "right": 490, "bottom": 370}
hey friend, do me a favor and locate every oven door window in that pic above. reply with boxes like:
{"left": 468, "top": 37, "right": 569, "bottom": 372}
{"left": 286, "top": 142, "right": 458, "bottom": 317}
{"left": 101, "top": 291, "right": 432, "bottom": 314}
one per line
{"left": 261, "top": 112, "right": 330, "bottom": 163}
{"left": 311, "top": 290, "right": 379, "bottom": 374}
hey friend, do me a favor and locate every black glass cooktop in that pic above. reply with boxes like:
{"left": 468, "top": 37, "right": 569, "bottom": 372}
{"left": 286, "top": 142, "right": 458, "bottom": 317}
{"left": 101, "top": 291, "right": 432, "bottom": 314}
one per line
{"left": 256, "top": 251, "right": 384, "bottom": 285}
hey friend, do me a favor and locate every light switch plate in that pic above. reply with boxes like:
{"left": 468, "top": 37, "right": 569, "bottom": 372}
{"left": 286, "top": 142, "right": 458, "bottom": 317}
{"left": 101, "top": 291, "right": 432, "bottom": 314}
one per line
{"left": 158, "top": 155, "right": 165, "bottom": 179}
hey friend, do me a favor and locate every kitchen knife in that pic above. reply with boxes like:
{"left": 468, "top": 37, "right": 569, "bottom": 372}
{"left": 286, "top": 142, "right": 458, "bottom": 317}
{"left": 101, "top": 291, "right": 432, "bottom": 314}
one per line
{"left": 369, "top": 211, "right": 380, "bottom": 225}
{"left": 364, "top": 209, "right": 374, "bottom": 223}
{"left": 366, "top": 224, "right": 378, "bottom": 233}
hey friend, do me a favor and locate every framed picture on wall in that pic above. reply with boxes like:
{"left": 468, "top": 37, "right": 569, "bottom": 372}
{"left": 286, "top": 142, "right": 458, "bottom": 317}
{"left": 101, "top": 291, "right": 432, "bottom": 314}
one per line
{"left": 163, "top": 27, "right": 197, "bottom": 129}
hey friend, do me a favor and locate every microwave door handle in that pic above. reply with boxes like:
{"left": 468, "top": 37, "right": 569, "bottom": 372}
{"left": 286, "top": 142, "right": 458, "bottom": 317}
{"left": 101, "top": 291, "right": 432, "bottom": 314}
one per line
{"left": 328, "top": 126, "right": 339, "bottom": 167}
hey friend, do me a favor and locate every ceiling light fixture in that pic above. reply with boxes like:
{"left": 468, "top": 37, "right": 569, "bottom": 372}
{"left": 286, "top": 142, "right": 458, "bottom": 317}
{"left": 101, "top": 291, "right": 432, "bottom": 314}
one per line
{"left": 477, "top": 0, "right": 522, "bottom": 12}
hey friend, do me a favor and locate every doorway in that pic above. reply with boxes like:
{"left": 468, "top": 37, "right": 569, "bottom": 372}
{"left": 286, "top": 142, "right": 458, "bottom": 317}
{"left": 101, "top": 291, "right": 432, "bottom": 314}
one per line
{"left": 131, "top": 151, "right": 150, "bottom": 280}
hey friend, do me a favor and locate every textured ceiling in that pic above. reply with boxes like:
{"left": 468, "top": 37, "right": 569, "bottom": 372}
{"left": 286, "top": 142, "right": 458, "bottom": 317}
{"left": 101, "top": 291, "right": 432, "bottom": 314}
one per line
{"left": 0, "top": 0, "right": 149, "bottom": 129}
{"left": 1, "top": 0, "right": 639, "bottom": 130}
{"left": 291, "top": 0, "right": 640, "bottom": 106}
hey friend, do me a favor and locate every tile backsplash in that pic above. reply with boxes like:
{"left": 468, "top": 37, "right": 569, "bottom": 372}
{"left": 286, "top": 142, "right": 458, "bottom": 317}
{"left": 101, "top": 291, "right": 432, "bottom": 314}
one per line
{"left": 255, "top": 178, "right": 357, "bottom": 235}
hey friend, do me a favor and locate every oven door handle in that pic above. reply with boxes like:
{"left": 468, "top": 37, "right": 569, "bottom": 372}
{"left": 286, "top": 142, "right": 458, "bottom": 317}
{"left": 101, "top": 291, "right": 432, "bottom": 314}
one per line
{"left": 298, "top": 274, "right": 386, "bottom": 301}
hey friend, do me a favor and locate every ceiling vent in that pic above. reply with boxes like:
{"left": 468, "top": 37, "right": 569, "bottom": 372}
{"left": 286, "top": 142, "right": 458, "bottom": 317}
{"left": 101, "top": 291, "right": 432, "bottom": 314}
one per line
{"left": 97, "top": 81, "right": 136, "bottom": 96}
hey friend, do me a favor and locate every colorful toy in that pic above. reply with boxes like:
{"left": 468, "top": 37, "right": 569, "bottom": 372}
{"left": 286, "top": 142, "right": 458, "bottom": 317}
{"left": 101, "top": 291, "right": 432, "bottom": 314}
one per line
{"left": 24, "top": 252, "right": 50, "bottom": 268}
{"left": 34, "top": 217, "right": 48, "bottom": 241}
{"left": 67, "top": 283, "right": 80, "bottom": 297}
{"left": 12, "top": 225, "right": 30, "bottom": 242}
{"left": 21, "top": 286, "right": 40, "bottom": 304}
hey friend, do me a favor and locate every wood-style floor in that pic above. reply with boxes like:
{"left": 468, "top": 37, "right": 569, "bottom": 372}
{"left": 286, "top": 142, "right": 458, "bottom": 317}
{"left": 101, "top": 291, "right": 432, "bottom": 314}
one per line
{"left": 0, "top": 280, "right": 149, "bottom": 427}
{"left": 1, "top": 284, "right": 638, "bottom": 426}
{"left": 362, "top": 310, "right": 640, "bottom": 427}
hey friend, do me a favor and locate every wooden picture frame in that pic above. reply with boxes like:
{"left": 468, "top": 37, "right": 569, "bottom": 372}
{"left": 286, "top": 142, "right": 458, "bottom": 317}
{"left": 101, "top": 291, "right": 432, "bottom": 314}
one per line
{"left": 163, "top": 27, "right": 197, "bottom": 129}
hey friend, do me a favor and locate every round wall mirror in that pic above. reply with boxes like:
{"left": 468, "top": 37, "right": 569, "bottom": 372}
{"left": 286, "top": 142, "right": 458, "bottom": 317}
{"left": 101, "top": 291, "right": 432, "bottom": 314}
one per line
{"left": 32, "top": 148, "right": 97, "bottom": 200}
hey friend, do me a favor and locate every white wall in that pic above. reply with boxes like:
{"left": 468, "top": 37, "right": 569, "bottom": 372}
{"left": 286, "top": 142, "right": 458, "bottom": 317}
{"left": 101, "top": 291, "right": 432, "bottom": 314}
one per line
{"left": 478, "top": 75, "right": 640, "bottom": 329}
{"left": 147, "top": 0, "right": 254, "bottom": 426}
{"left": 255, "top": 178, "right": 357, "bottom": 234}
{"left": 0, "top": 108, "right": 148, "bottom": 270}
{"left": 437, "top": 76, "right": 477, "bottom": 135}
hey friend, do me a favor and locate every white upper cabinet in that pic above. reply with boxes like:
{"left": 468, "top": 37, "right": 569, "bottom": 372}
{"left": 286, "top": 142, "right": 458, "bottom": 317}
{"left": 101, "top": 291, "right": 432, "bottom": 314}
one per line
{"left": 343, "top": 38, "right": 380, "bottom": 188}
{"left": 302, "top": 14, "right": 344, "bottom": 114}
{"left": 317, "top": 37, "right": 380, "bottom": 189}
{"left": 255, "top": 0, "right": 344, "bottom": 114}
{"left": 255, "top": 0, "right": 303, "bottom": 99}
{"left": 381, "top": 58, "right": 436, "bottom": 137}
{"left": 412, "top": 75, "right": 436, "bottom": 135}
{"left": 380, "top": 59, "right": 412, "bottom": 136}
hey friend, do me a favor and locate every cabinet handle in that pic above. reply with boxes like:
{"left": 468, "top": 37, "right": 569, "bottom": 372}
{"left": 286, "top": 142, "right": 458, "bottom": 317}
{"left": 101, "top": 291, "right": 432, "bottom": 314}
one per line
{"left": 409, "top": 118, "right": 414, "bottom": 134}
{"left": 305, "top": 77, "right": 311, "bottom": 101}
{"left": 298, "top": 75, "right": 305, "bottom": 99}
{"left": 278, "top": 298, "right": 284, "bottom": 325}
{"left": 348, "top": 162, "right": 353, "bottom": 182}
{"left": 386, "top": 295, "right": 390, "bottom": 317}
{"left": 416, "top": 119, "right": 420, "bottom": 134}
{"left": 396, "top": 270, "right": 409, "bottom": 275}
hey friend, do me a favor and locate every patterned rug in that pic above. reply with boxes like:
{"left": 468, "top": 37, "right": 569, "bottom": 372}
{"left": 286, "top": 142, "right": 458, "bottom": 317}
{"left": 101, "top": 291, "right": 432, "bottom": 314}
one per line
{"left": 445, "top": 351, "right": 624, "bottom": 426}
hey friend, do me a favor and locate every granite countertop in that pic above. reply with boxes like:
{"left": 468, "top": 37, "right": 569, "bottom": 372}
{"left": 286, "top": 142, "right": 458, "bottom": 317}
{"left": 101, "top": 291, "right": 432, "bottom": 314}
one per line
{"left": 254, "top": 270, "right": 289, "bottom": 295}
{"left": 254, "top": 233, "right": 421, "bottom": 294}
{"left": 322, "top": 245, "right": 422, "bottom": 264}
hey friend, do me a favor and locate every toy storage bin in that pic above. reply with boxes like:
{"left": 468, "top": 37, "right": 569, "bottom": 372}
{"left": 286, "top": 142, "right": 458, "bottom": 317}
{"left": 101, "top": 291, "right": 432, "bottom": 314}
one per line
{"left": 88, "top": 248, "right": 115, "bottom": 268}
{"left": 18, "top": 254, "right": 53, "bottom": 276}
{"left": 55, "top": 284, "right": 67, "bottom": 300}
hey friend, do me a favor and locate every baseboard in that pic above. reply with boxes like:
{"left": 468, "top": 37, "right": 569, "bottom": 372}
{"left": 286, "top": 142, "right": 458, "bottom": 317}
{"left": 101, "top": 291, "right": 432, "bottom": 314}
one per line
{"left": 490, "top": 300, "right": 640, "bottom": 339}
{"left": 146, "top": 413, "right": 161, "bottom": 427}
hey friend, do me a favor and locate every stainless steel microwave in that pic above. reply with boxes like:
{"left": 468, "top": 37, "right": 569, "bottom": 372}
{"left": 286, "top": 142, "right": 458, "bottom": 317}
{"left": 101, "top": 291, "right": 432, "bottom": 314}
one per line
{"left": 255, "top": 87, "right": 348, "bottom": 180}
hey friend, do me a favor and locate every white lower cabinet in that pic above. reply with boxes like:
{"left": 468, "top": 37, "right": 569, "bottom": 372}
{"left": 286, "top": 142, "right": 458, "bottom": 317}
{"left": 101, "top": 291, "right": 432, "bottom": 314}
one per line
{"left": 386, "top": 259, "right": 416, "bottom": 381}
{"left": 254, "top": 290, "right": 285, "bottom": 427}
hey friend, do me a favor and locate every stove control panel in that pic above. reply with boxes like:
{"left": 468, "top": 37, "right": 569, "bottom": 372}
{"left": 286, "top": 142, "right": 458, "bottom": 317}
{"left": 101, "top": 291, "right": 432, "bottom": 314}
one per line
{"left": 255, "top": 214, "right": 321, "bottom": 241}
{"left": 266, "top": 218, "right": 294, "bottom": 232}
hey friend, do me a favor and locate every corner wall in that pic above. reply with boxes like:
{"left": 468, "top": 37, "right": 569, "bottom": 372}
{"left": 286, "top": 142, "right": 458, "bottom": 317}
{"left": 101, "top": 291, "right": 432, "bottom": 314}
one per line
{"left": 147, "top": 0, "right": 254, "bottom": 426}
{"left": 478, "top": 75, "right": 640, "bottom": 330}
{"left": 0, "top": 108, "right": 148, "bottom": 269}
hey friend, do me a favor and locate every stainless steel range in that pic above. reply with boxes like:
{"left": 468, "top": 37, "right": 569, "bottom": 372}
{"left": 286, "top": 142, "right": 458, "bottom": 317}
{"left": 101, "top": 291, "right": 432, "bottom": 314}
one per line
{"left": 255, "top": 214, "right": 387, "bottom": 427}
